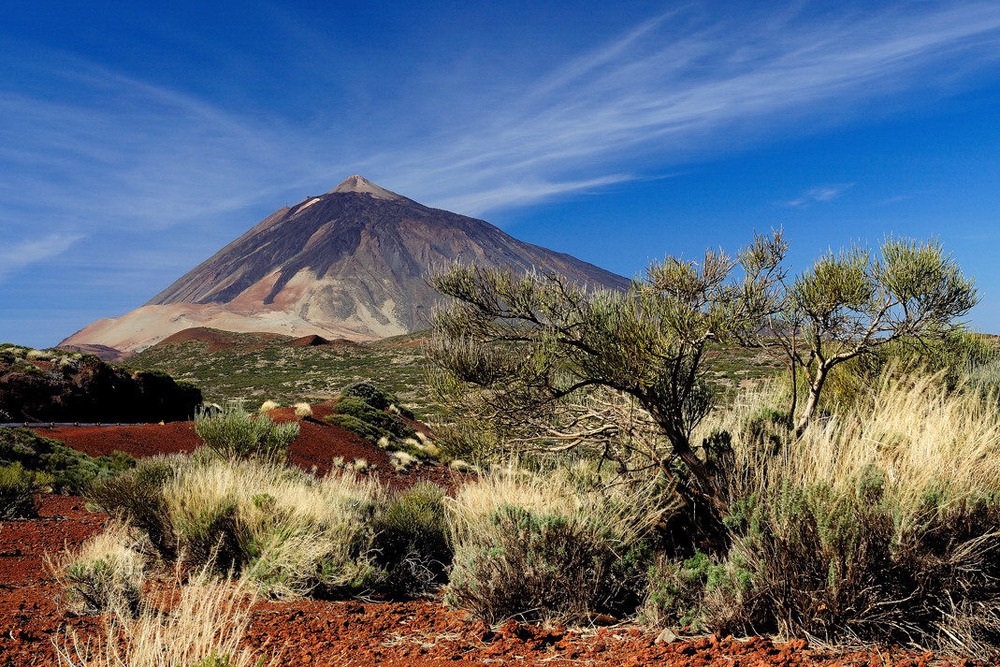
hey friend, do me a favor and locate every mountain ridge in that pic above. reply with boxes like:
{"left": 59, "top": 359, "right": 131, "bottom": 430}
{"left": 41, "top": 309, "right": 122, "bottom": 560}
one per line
{"left": 61, "top": 176, "right": 630, "bottom": 358}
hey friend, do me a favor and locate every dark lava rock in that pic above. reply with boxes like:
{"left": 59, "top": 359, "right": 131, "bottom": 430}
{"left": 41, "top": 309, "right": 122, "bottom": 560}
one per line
{"left": 0, "top": 349, "right": 201, "bottom": 423}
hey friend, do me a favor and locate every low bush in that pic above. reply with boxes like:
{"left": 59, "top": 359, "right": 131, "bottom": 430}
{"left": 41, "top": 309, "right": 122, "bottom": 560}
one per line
{"left": 445, "top": 465, "right": 660, "bottom": 623}
{"left": 194, "top": 406, "right": 299, "bottom": 463}
{"left": 370, "top": 482, "right": 450, "bottom": 597}
{"left": 54, "top": 522, "right": 148, "bottom": 616}
{"left": 0, "top": 462, "right": 39, "bottom": 519}
{"left": 90, "top": 453, "right": 382, "bottom": 599}
{"left": 342, "top": 382, "right": 414, "bottom": 419}
{"left": 326, "top": 397, "right": 416, "bottom": 442}
{"left": 180, "top": 461, "right": 378, "bottom": 597}
{"left": 642, "top": 550, "right": 752, "bottom": 631}
{"left": 325, "top": 413, "right": 386, "bottom": 444}
{"left": 87, "top": 455, "right": 182, "bottom": 560}
{"left": 0, "top": 427, "right": 135, "bottom": 494}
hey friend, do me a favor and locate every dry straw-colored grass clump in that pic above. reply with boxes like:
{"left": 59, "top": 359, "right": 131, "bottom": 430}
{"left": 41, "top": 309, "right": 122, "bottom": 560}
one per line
{"left": 55, "top": 569, "right": 270, "bottom": 667}
{"left": 50, "top": 522, "right": 148, "bottom": 617}
{"left": 163, "top": 458, "right": 380, "bottom": 598}
{"left": 445, "top": 463, "right": 663, "bottom": 623}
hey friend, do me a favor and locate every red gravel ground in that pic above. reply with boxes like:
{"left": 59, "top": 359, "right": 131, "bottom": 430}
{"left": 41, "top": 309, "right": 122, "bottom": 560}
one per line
{"left": 0, "top": 415, "right": 985, "bottom": 666}
{"left": 36, "top": 403, "right": 463, "bottom": 490}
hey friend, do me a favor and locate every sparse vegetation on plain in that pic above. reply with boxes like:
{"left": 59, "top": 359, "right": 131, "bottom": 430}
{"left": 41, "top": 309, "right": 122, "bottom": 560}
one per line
{"left": 127, "top": 331, "right": 441, "bottom": 414}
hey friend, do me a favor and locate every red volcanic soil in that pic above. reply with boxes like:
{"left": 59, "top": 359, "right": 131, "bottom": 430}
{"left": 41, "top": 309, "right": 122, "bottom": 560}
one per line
{"left": 4, "top": 413, "right": 982, "bottom": 667}
{"left": 0, "top": 496, "right": 978, "bottom": 667}
{"left": 35, "top": 403, "right": 458, "bottom": 490}
{"left": 0, "top": 495, "right": 105, "bottom": 667}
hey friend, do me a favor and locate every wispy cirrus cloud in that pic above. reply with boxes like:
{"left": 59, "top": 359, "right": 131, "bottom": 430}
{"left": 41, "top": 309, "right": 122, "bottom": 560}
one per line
{"left": 0, "top": 232, "right": 84, "bottom": 282}
{"left": 383, "top": 3, "right": 1000, "bottom": 213}
{"left": 782, "top": 183, "right": 856, "bottom": 208}
{"left": 3, "top": 2, "right": 1000, "bottom": 231}
{"left": 0, "top": 4, "right": 999, "bottom": 292}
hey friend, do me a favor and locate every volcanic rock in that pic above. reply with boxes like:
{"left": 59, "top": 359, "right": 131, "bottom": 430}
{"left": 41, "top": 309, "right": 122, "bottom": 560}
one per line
{"left": 0, "top": 349, "right": 201, "bottom": 423}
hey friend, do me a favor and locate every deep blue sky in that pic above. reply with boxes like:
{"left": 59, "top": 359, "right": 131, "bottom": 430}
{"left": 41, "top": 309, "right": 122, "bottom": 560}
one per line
{"left": 3, "top": 1, "right": 1000, "bottom": 348}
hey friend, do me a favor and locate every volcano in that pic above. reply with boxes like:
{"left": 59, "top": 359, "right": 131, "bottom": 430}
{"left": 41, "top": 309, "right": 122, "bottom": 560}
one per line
{"left": 61, "top": 176, "right": 630, "bottom": 358}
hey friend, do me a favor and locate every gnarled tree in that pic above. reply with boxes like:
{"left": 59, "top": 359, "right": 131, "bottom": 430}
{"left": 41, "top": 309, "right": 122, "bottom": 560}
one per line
{"left": 429, "top": 232, "right": 786, "bottom": 517}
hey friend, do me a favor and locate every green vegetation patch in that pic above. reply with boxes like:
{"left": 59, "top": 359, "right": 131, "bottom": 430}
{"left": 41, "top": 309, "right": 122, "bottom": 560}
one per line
{"left": 0, "top": 427, "right": 135, "bottom": 494}
{"left": 127, "top": 330, "right": 441, "bottom": 418}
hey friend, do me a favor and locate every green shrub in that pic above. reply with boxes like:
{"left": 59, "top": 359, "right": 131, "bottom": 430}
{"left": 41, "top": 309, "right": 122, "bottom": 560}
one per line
{"left": 432, "top": 422, "right": 497, "bottom": 464}
{"left": 740, "top": 408, "right": 789, "bottom": 453}
{"left": 342, "top": 382, "right": 414, "bottom": 419}
{"left": 642, "top": 551, "right": 750, "bottom": 630}
{"left": 371, "top": 483, "right": 451, "bottom": 597}
{"left": 0, "top": 427, "right": 135, "bottom": 494}
{"left": 447, "top": 504, "right": 621, "bottom": 623}
{"left": 716, "top": 481, "right": 1000, "bottom": 657}
{"left": 87, "top": 455, "right": 181, "bottom": 560}
{"left": 325, "top": 413, "right": 390, "bottom": 444}
{"left": 194, "top": 406, "right": 299, "bottom": 463}
{"left": 0, "top": 463, "right": 39, "bottom": 519}
{"left": 329, "top": 397, "right": 416, "bottom": 440}
{"left": 186, "top": 654, "right": 240, "bottom": 667}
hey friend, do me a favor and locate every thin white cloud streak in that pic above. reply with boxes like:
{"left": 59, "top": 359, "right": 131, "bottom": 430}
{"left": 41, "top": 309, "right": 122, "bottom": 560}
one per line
{"left": 0, "top": 60, "right": 338, "bottom": 237}
{"left": 375, "top": 3, "right": 1000, "bottom": 213}
{"left": 0, "top": 233, "right": 84, "bottom": 281}
{"left": 783, "top": 183, "right": 856, "bottom": 208}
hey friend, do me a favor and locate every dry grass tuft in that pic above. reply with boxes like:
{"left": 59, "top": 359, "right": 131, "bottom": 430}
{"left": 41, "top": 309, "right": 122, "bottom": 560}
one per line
{"left": 54, "top": 569, "right": 271, "bottom": 667}
{"left": 446, "top": 463, "right": 663, "bottom": 623}
{"left": 163, "top": 458, "right": 379, "bottom": 597}
{"left": 50, "top": 522, "right": 148, "bottom": 616}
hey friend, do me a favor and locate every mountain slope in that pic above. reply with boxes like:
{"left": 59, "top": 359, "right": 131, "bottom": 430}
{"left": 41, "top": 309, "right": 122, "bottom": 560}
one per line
{"left": 61, "top": 176, "right": 630, "bottom": 357}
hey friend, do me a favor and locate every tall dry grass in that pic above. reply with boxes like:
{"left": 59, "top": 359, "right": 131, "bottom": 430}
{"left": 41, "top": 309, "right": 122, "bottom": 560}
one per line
{"left": 163, "top": 458, "right": 379, "bottom": 597}
{"left": 787, "top": 370, "right": 1000, "bottom": 525}
{"left": 54, "top": 569, "right": 269, "bottom": 667}
{"left": 693, "top": 369, "right": 1000, "bottom": 658}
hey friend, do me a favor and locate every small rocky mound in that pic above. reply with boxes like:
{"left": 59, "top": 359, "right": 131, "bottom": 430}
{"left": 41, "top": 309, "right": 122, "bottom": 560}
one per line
{"left": 157, "top": 327, "right": 288, "bottom": 352}
{"left": 0, "top": 345, "right": 201, "bottom": 423}
{"left": 285, "top": 334, "right": 332, "bottom": 347}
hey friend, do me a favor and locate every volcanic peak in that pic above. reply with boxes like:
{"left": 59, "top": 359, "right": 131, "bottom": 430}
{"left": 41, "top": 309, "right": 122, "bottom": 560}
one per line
{"left": 328, "top": 175, "right": 404, "bottom": 201}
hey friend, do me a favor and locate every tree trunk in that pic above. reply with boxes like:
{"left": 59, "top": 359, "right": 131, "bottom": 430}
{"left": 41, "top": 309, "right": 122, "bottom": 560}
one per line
{"left": 794, "top": 364, "right": 828, "bottom": 438}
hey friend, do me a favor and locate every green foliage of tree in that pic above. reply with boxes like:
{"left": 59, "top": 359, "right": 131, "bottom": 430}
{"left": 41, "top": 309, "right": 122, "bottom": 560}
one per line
{"left": 772, "top": 237, "right": 977, "bottom": 436}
